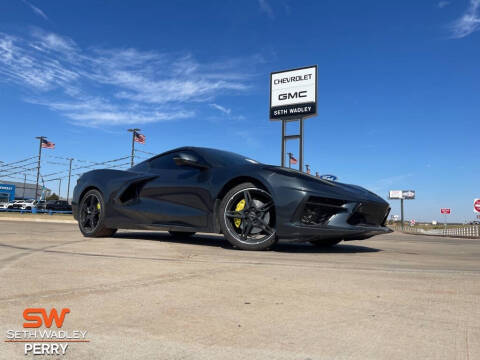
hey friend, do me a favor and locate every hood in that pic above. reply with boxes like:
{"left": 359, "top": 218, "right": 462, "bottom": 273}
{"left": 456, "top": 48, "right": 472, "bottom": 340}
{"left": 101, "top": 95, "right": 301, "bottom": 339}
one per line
{"left": 263, "top": 165, "right": 387, "bottom": 204}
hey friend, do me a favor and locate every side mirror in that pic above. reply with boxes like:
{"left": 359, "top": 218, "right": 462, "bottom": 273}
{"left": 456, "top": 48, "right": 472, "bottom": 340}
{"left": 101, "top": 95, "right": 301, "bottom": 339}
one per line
{"left": 173, "top": 156, "right": 209, "bottom": 170}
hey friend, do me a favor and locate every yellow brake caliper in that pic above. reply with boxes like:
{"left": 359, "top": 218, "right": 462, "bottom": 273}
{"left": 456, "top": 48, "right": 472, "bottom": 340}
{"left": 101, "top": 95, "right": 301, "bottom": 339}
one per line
{"left": 234, "top": 199, "right": 246, "bottom": 228}
{"left": 96, "top": 203, "right": 101, "bottom": 210}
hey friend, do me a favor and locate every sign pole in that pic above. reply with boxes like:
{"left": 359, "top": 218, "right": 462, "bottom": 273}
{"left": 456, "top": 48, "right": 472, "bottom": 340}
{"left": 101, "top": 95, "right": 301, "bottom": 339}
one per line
{"left": 299, "top": 118, "right": 304, "bottom": 172}
{"left": 281, "top": 120, "right": 286, "bottom": 167}
{"left": 400, "top": 198, "right": 404, "bottom": 230}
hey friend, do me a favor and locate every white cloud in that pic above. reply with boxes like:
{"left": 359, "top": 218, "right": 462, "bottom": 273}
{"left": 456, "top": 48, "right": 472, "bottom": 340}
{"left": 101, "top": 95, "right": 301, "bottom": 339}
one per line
{"left": 450, "top": 0, "right": 480, "bottom": 38}
{"left": 258, "top": 0, "right": 274, "bottom": 19}
{"left": 209, "top": 103, "right": 231, "bottom": 115}
{"left": 0, "top": 29, "right": 256, "bottom": 127}
{"left": 438, "top": 1, "right": 450, "bottom": 9}
{"left": 22, "top": 0, "right": 48, "bottom": 20}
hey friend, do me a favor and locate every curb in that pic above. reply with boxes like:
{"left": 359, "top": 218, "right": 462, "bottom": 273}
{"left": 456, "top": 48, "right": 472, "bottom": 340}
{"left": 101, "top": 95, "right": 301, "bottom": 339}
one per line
{"left": 0, "top": 217, "right": 76, "bottom": 224}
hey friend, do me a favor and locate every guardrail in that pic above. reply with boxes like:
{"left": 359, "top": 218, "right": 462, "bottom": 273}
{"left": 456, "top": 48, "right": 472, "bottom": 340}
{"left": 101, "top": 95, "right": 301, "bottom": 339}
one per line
{"left": 0, "top": 208, "right": 72, "bottom": 215}
{"left": 389, "top": 224, "right": 480, "bottom": 238}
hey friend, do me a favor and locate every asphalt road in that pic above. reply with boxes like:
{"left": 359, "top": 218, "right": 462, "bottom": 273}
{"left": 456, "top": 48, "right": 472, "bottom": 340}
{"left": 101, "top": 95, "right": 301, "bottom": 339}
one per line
{"left": 0, "top": 220, "right": 479, "bottom": 359}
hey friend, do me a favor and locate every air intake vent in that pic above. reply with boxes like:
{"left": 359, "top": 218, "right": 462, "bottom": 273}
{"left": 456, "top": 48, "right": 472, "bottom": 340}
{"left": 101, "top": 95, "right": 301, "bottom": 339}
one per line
{"left": 300, "top": 197, "right": 347, "bottom": 226}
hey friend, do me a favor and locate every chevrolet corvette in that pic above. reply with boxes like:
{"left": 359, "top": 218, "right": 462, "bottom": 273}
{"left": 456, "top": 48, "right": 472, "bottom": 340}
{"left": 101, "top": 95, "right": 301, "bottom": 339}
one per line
{"left": 72, "top": 147, "right": 391, "bottom": 250}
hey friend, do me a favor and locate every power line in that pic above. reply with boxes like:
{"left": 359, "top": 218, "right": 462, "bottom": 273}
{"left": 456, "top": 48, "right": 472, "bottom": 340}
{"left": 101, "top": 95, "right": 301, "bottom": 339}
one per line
{"left": 0, "top": 156, "right": 38, "bottom": 169}
{"left": 0, "top": 161, "right": 39, "bottom": 173}
{"left": 135, "top": 149, "right": 156, "bottom": 156}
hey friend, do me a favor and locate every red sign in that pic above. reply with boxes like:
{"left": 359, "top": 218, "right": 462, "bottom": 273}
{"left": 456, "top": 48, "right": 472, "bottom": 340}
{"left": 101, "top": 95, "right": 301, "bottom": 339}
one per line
{"left": 474, "top": 199, "right": 480, "bottom": 213}
{"left": 440, "top": 208, "right": 451, "bottom": 214}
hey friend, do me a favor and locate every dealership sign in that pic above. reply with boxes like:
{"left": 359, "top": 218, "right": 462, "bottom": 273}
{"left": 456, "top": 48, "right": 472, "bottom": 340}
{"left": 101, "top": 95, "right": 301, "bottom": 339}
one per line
{"left": 474, "top": 199, "right": 480, "bottom": 213}
{"left": 440, "top": 208, "right": 451, "bottom": 214}
{"left": 270, "top": 65, "right": 317, "bottom": 120}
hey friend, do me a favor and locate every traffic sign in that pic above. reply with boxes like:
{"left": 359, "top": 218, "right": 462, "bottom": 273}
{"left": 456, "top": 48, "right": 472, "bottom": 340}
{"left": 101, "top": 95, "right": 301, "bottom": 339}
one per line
{"left": 474, "top": 199, "right": 480, "bottom": 213}
{"left": 440, "top": 208, "right": 451, "bottom": 214}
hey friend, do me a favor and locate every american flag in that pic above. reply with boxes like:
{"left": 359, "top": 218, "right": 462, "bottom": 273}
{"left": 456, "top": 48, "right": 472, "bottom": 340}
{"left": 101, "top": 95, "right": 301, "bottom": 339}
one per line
{"left": 289, "top": 153, "right": 297, "bottom": 165}
{"left": 134, "top": 132, "right": 146, "bottom": 144}
{"left": 41, "top": 138, "right": 55, "bottom": 149}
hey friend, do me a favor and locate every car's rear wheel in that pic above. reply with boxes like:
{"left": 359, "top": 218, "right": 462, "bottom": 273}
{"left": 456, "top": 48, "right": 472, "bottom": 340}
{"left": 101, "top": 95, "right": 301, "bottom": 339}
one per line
{"left": 219, "top": 182, "right": 277, "bottom": 251}
{"left": 78, "top": 189, "right": 117, "bottom": 237}
{"left": 169, "top": 231, "right": 195, "bottom": 238}
{"left": 309, "top": 238, "right": 342, "bottom": 247}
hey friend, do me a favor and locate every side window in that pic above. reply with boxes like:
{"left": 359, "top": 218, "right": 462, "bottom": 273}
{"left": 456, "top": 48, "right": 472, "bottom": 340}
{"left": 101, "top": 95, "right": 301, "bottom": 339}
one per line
{"left": 149, "top": 153, "right": 179, "bottom": 170}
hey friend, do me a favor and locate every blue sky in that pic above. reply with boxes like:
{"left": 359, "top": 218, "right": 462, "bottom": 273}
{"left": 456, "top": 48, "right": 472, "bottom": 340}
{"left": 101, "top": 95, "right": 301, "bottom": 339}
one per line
{"left": 0, "top": 0, "right": 479, "bottom": 222}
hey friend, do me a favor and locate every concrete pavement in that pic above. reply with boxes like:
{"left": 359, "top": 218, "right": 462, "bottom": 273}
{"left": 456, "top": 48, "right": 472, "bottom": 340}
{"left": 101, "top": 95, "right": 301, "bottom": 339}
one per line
{"left": 0, "top": 221, "right": 479, "bottom": 359}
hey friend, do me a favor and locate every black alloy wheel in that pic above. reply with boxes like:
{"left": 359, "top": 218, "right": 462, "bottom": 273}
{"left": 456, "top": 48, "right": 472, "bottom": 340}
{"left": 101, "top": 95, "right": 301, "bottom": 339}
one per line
{"left": 220, "top": 182, "right": 277, "bottom": 251}
{"left": 78, "top": 189, "right": 117, "bottom": 237}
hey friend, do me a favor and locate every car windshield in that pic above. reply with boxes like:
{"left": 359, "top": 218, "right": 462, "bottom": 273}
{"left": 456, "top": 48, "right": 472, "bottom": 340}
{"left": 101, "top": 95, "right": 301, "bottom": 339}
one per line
{"left": 200, "top": 149, "right": 260, "bottom": 167}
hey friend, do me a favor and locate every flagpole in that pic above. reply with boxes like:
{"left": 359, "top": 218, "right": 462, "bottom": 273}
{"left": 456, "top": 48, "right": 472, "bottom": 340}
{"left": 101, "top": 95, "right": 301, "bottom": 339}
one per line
{"left": 288, "top": 152, "right": 292, "bottom": 169}
{"left": 128, "top": 128, "right": 140, "bottom": 167}
{"left": 34, "top": 136, "right": 45, "bottom": 201}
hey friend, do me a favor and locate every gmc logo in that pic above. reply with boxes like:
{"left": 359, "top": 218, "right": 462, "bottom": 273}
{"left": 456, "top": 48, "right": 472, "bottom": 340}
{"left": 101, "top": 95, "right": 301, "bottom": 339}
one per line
{"left": 278, "top": 91, "right": 307, "bottom": 101}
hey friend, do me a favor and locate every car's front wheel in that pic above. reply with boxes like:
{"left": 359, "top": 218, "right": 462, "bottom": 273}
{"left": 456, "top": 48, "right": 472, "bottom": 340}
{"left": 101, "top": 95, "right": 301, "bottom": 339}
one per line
{"left": 219, "top": 182, "right": 277, "bottom": 251}
{"left": 78, "top": 189, "right": 117, "bottom": 237}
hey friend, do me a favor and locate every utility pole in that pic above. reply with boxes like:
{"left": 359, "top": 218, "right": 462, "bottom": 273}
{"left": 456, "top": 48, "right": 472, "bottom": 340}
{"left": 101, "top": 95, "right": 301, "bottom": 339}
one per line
{"left": 66, "top": 158, "right": 73, "bottom": 203}
{"left": 128, "top": 128, "right": 141, "bottom": 167}
{"left": 22, "top": 173, "right": 26, "bottom": 199}
{"left": 58, "top": 178, "right": 62, "bottom": 199}
{"left": 34, "top": 136, "right": 45, "bottom": 201}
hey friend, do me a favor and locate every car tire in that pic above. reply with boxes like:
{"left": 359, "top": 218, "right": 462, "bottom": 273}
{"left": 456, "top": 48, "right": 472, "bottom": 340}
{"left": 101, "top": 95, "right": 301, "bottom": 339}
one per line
{"left": 309, "top": 238, "right": 342, "bottom": 247}
{"left": 219, "top": 182, "right": 277, "bottom": 251}
{"left": 169, "top": 231, "right": 195, "bottom": 238}
{"left": 78, "top": 189, "right": 117, "bottom": 237}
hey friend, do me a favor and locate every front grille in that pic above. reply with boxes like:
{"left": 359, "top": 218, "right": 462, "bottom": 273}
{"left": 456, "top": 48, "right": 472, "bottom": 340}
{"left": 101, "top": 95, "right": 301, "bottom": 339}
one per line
{"left": 300, "top": 197, "right": 347, "bottom": 226}
{"left": 348, "top": 203, "right": 389, "bottom": 227}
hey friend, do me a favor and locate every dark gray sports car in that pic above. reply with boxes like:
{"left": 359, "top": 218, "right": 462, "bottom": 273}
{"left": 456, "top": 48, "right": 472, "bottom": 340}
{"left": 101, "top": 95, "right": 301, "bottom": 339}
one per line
{"left": 72, "top": 147, "right": 391, "bottom": 250}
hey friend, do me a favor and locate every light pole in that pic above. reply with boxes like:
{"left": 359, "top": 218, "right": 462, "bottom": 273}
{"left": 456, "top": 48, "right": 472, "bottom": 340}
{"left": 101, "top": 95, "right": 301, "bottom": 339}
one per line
{"left": 127, "top": 128, "right": 141, "bottom": 167}
{"left": 66, "top": 158, "right": 73, "bottom": 203}
{"left": 34, "top": 136, "right": 46, "bottom": 201}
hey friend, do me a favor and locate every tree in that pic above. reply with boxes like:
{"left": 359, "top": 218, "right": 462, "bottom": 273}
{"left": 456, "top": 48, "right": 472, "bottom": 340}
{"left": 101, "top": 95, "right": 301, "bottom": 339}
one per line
{"left": 47, "top": 193, "right": 59, "bottom": 201}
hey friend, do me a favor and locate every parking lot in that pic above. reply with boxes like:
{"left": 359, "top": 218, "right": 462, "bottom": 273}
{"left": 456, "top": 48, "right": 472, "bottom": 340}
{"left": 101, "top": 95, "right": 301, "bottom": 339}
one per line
{"left": 1, "top": 220, "right": 479, "bottom": 360}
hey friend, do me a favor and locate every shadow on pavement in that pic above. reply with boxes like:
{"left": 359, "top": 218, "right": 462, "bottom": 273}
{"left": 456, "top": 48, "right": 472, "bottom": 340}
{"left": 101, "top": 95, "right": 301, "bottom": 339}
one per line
{"left": 113, "top": 232, "right": 381, "bottom": 253}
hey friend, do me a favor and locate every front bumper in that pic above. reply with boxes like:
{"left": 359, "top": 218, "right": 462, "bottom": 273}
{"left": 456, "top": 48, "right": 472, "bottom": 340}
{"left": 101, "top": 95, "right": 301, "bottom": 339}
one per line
{"left": 274, "top": 186, "right": 391, "bottom": 241}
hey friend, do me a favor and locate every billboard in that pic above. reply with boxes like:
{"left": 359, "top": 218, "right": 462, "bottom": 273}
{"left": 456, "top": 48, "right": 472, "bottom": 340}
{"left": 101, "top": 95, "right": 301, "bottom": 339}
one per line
{"left": 440, "top": 208, "right": 451, "bottom": 214}
{"left": 270, "top": 65, "right": 317, "bottom": 120}
{"left": 389, "top": 190, "right": 403, "bottom": 199}
{"left": 389, "top": 190, "right": 415, "bottom": 199}
{"left": 402, "top": 190, "right": 415, "bottom": 199}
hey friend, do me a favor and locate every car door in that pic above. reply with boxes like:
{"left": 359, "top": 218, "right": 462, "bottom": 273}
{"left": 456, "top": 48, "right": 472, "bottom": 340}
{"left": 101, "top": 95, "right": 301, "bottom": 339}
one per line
{"left": 136, "top": 151, "right": 213, "bottom": 229}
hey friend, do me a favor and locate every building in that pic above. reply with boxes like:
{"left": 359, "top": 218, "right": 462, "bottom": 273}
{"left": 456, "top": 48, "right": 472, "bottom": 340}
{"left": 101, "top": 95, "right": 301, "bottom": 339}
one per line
{"left": 0, "top": 180, "right": 51, "bottom": 202}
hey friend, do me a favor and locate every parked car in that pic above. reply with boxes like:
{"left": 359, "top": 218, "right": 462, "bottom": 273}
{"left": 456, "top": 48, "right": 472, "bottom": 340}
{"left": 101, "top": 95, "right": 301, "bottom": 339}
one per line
{"left": 46, "top": 200, "right": 72, "bottom": 212}
{"left": 21, "top": 200, "right": 38, "bottom": 210}
{"left": 0, "top": 202, "right": 8, "bottom": 209}
{"left": 73, "top": 146, "right": 391, "bottom": 250}
{"left": 8, "top": 200, "right": 26, "bottom": 209}
{"left": 36, "top": 200, "right": 47, "bottom": 210}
